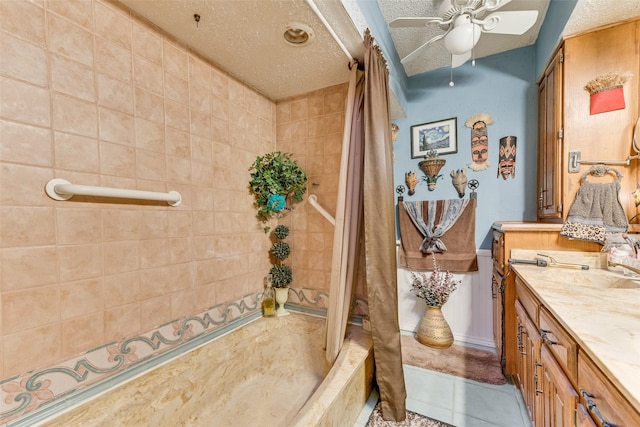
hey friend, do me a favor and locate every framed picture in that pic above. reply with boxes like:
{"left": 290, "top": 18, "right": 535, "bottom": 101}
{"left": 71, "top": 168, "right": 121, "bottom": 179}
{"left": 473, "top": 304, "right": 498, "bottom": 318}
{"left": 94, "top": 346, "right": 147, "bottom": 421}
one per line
{"left": 411, "top": 117, "right": 458, "bottom": 158}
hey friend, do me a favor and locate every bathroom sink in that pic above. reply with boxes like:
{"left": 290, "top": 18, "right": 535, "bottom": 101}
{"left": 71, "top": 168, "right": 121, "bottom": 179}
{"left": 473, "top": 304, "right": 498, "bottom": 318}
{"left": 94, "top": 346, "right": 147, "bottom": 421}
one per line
{"left": 596, "top": 277, "right": 640, "bottom": 289}
{"left": 580, "top": 270, "right": 640, "bottom": 289}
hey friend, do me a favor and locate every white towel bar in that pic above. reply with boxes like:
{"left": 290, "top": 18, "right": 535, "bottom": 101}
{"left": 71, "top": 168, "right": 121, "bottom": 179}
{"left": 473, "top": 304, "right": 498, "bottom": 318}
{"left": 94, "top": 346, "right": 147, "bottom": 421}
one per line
{"left": 308, "top": 194, "right": 335, "bottom": 226}
{"left": 45, "top": 179, "right": 182, "bottom": 206}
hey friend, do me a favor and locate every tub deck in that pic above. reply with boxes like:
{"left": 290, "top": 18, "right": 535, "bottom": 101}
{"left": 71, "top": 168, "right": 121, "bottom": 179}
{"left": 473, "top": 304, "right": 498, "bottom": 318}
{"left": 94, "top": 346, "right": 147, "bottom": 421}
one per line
{"left": 40, "top": 313, "right": 373, "bottom": 427}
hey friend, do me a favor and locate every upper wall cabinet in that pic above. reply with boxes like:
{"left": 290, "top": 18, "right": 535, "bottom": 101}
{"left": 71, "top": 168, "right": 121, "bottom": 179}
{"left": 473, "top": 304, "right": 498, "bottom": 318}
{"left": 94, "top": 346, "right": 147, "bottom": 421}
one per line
{"left": 537, "top": 18, "right": 640, "bottom": 223}
{"left": 537, "top": 47, "right": 564, "bottom": 222}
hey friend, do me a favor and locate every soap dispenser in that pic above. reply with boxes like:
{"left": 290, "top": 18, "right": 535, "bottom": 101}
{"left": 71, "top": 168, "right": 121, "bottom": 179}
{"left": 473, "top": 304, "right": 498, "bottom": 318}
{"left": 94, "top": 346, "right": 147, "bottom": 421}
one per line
{"left": 262, "top": 274, "right": 276, "bottom": 318}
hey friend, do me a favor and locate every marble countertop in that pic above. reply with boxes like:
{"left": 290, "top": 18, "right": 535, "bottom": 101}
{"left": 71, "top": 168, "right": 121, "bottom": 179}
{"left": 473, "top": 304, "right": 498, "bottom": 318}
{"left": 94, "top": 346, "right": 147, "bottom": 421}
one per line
{"left": 510, "top": 249, "right": 640, "bottom": 410}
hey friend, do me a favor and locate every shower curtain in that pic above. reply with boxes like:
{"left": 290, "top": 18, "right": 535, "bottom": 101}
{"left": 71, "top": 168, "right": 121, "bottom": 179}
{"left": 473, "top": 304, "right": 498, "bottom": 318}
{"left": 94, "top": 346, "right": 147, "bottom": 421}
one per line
{"left": 324, "top": 29, "right": 406, "bottom": 422}
{"left": 324, "top": 62, "right": 365, "bottom": 365}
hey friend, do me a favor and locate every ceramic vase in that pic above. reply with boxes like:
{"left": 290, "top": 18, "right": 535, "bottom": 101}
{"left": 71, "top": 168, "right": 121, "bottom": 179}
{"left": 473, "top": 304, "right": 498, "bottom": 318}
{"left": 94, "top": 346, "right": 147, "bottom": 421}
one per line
{"left": 275, "top": 287, "right": 290, "bottom": 316}
{"left": 417, "top": 306, "right": 453, "bottom": 349}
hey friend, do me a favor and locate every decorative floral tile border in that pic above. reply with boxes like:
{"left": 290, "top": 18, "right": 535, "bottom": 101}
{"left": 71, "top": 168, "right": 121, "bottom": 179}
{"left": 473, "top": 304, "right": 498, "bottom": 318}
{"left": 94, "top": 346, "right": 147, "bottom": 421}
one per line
{"left": 0, "top": 288, "right": 368, "bottom": 426}
{"left": 288, "top": 287, "right": 369, "bottom": 317}
{"left": 1, "top": 292, "right": 262, "bottom": 425}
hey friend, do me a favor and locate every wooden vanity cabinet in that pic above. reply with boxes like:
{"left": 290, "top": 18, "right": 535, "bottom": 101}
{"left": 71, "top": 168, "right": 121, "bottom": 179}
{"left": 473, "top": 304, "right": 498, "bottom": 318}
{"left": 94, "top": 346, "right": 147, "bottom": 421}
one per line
{"left": 512, "top": 271, "right": 640, "bottom": 427}
{"left": 491, "top": 223, "right": 599, "bottom": 377}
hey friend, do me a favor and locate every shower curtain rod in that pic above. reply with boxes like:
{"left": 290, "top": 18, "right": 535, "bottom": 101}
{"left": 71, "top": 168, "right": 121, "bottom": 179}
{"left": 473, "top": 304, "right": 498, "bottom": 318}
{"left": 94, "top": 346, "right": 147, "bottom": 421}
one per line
{"left": 308, "top": 194, "right": 335, "bottom": 225}
{"left": 45, "top": 179, "right": 182, "bottom": 206}
{"left": 304, "top": 0, "right": 354, "bottom": 62}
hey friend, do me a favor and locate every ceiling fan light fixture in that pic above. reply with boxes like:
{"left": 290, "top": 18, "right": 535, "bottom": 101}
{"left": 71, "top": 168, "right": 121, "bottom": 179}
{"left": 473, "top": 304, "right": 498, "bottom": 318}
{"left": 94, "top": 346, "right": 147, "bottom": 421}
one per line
{"left": 444, "top": 21, "right": 481, "bottom": 55}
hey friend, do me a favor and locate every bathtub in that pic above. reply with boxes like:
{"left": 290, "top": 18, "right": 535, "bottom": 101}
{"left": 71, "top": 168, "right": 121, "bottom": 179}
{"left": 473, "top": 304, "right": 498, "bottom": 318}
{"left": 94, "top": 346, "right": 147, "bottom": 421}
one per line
{"left": 38, "top": 313, "right": 374, "bottom": 427}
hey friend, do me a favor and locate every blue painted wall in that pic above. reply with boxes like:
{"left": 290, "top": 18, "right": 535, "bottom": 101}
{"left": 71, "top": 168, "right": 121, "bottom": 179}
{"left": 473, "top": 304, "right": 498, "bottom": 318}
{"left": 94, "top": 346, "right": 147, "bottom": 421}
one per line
{"left": 355, "top": 0, "right": 578, "bottom": 249}
{"left": 535, "top": 0, "right": 578, "bottom": 78}
{"left": 394, "top": 46, "right": 539, "bottom": 249}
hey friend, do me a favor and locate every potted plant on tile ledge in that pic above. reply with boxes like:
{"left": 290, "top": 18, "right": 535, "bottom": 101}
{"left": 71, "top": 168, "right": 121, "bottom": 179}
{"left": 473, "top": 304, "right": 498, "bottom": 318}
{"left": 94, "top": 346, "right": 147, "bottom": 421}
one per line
{"left": 270, "top": 224, "right": 292, "bottom": 316}
{"left": 248, "top": 151, "right": 308, "bottom": 233}
{"left": 410, "top": 254, "right": 460, "bottom": 348}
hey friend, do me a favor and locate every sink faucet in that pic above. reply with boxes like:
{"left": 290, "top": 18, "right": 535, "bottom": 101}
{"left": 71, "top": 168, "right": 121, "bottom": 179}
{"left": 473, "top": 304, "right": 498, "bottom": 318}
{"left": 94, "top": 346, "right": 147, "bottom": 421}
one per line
{"left": 607, "top": 259, "right": 640, "bottom": 276}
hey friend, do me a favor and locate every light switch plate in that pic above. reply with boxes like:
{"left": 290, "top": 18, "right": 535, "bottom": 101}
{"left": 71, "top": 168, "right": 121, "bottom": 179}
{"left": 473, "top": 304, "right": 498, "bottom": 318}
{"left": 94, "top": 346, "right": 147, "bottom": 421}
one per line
{"left": 569, "top": 151, "right": 581, "bottom": 173}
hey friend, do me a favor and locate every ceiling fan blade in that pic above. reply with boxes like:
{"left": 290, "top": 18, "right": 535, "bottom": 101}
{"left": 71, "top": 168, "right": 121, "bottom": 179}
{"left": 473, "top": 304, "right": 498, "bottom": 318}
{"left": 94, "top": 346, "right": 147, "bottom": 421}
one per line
{"left": 452, "top": 51, "right": 472, "bottom": 68}
{"left": 479, "top": 10, "right": 539, "bottom": 35}
{"left": 400, "top": 32, "right": 449, "bottom": 64}
{"left": 389, "top": 17, "right": 445, "bottom": 28}
{"left": 472, "top": 0, "right": 512, "bottom": 15}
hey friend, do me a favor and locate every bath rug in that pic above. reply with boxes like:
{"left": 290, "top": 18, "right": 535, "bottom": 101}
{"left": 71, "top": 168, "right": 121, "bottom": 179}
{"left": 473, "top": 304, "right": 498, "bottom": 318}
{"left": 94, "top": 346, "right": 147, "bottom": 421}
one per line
{"left": 366, "top": 402, "right": 452, "bottom": 427}
{"left": 400, "top": 334, "right": 506, "bottom": 385}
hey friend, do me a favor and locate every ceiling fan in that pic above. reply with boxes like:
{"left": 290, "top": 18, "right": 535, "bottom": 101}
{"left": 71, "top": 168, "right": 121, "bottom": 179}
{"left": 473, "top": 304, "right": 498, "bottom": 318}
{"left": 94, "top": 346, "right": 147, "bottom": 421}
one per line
{"left": 389, "top": 0, "right": 539, "bottom": 68}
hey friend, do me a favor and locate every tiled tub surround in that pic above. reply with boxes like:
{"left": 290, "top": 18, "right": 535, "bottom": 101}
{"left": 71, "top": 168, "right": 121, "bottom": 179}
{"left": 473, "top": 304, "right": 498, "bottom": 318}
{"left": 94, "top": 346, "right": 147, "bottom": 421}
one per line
{"left": 31, "top": 312, "right": 372, "bottom": 427}
{"left": 510, "top": 250, "right": 640, "bottom": 411}
{"left": 1, "top": 0, "right": 348, "bottom": 407}
{"left": 0, "top": 287, "right": 346, "bottom": 424}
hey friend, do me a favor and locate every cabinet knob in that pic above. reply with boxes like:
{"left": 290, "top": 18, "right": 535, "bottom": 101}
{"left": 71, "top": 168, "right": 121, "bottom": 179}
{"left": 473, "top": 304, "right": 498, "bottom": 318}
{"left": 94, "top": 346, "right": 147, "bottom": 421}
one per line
{"left": 540, "top": 329, "right": 558, "bottom": 346}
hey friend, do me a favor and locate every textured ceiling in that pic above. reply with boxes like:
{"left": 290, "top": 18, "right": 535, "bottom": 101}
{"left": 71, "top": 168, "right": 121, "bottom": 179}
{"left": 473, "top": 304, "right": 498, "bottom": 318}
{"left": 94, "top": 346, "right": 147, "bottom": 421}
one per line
{"left": 119, "top": 0, "right": 363, "bottom": 101}
{"left": 118, "top": 0, "right": 640, "bottom": 102}
{"left": 562, "top": 0, "right": 640, "bottom": 36}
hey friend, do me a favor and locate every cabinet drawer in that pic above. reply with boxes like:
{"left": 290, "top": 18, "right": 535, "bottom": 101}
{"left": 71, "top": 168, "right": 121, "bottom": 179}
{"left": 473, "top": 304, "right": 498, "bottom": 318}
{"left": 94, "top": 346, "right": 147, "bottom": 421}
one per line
{"left": 578, "top": 350, "right": 640, "bottom": 427}
{"left": 539, "top": 306, "right": 577, "bottom": 385}
{"left": 492, "top": 269, "right": 503, "bottom": 299}
{"left": 492, "top": 230, "right": 505, "bottom": 274}
{"left": 515, "top": 277, "right": 539, "bottom": 324}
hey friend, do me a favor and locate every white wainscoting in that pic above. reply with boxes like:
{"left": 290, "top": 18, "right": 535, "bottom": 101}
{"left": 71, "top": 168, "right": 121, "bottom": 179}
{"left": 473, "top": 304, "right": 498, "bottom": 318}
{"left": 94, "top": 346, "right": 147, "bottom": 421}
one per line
{"left": 397, "top": 249, "right": 494, "bottom": 348}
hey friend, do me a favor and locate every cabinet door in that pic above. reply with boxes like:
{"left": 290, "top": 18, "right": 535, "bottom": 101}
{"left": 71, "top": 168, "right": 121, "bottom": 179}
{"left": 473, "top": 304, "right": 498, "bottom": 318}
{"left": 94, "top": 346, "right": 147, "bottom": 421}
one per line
{"left": 539, "top": 345, "right": 577, "bottom": 427}
{"left": 537, "top": 47, "right": 564, "bottom": 222}
{"left": 492, "top": 269, "right": 504, "bottom": 365}
{"left": 515, "top": 300, "right": 539, "bottom": 424}
{"left": 515, "top": 301, "right": 527, "bottom": 396}
{"left": 524, "top": 313, "right": 541, "bottom": 426}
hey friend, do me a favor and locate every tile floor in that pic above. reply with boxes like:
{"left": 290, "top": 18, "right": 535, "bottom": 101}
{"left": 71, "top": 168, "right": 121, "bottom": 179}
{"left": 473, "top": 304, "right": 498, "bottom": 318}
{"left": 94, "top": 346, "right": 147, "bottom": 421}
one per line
{"left": 354, "top": 363, "right": 532, "bottom": 427}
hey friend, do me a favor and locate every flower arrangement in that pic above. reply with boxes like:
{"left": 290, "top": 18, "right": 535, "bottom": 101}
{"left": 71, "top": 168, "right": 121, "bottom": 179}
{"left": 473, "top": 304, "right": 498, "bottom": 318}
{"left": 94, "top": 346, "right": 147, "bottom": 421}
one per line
{"left": 269, "top": 225, "right": 292, "bottom": 288}
{"left": 248, "top": 151, "right": 307, "bottom": 232}
{"left": 410, "top": 254, "right": 460, "bottom": 307}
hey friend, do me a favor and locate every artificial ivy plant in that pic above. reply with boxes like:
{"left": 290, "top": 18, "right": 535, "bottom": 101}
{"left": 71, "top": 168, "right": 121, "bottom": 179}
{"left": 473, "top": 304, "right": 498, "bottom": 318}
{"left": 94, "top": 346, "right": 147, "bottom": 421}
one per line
{"left": 248, "top": 151, "right": 308, "bottom": 232}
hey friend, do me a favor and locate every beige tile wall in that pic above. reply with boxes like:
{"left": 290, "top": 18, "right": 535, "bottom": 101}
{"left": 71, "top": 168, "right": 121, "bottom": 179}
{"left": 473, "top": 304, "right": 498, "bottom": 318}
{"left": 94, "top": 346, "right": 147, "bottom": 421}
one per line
{"left": 275, "top": 85, "right": 347, "bottom": 293}
{"left": 0, "top": 0, "right": 349, "bottom": 381}
{"left": 1, "top": 0, "right": 261, "bottom": 380}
